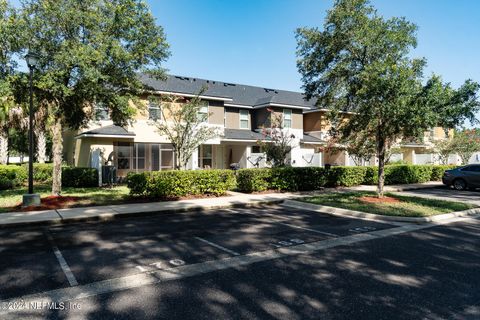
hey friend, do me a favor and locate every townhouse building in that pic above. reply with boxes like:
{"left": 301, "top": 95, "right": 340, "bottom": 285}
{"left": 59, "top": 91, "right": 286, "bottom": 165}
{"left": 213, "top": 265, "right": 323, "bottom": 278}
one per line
{"left": 63, "top": 74, "right": 449, "bottom": 178}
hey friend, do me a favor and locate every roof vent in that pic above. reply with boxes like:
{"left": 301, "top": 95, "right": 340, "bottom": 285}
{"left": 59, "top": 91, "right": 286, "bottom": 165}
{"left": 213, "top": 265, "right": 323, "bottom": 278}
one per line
{"left": 264, "top": 88, "right": 278, "bottom": 94}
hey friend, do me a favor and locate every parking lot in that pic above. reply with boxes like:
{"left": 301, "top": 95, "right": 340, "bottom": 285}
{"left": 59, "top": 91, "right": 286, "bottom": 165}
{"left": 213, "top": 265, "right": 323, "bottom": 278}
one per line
{"left": 395, "top": 186, "right": 480, "bottom": 206}
{"left": 0, "top": 204, "right": 395, "bottom": 301}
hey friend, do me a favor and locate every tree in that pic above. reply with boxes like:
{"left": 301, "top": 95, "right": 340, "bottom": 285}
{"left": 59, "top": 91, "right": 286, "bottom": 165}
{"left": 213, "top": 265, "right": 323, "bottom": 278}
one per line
{"left": 296, "top": 0, "right": 479, "bottom": 196}
{"left": 18, "top": 0, "right": 169, "bottom": 194}
{"left": 154, "top": 92, "right": 222, "bottom": 170}
{"left": 0, "top": 0, "right": 21, "bottom": 164}
{"left": 258, "top": 108, "right": 296, "bottom": 167}
{"left": 432, "top": 139, "right": 455, "bottom": 165}
{"left": 450, "top": 129, "right": 480, "bottom": 165}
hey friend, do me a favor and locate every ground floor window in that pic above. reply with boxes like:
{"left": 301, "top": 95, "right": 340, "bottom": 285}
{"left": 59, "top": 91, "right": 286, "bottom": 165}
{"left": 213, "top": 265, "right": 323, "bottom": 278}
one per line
{"left": 198, "top": 145, "right": 213, "bottom": 169}
{"left": 114, "top": 142, "right": 174, "bottom": 171}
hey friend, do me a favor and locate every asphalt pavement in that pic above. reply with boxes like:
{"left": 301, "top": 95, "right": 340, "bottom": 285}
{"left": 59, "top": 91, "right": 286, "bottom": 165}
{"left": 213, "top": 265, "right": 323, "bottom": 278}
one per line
{"left": 0, "top": 203, "right": 479, "bottom": 319}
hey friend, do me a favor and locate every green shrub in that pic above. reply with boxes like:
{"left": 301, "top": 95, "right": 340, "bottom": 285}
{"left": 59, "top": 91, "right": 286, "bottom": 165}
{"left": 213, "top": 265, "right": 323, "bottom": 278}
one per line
{"left": 237, "top": 167, "right": 327, "bottom": 192}
{"left": 127, "top": 170, "right": 236, "bottom": 198}
{"left": 383, "top": 165, "right": 432, "bottom": 184}
{"left": 125, "top": 172, "right": 148, "bottom": 195}
{"left": 326, "top": 166, "right": 368, "bottom": 187}
{"left": 62, "top": 167, "right": 99, "bottom": 188}
{"left": 431, "top": 165, "right": 456, "bottom": 181}
{"left": 237, "top": 169, "right": 271, "bottom": 193}
{"left": 0, "top": 165, "right": 27, "bottom": 188}
{"left": 25, "top": 163, "right": 54, "bottom": 182}
{"left": 0, "top": 176, "right": 13, "bottom": 190}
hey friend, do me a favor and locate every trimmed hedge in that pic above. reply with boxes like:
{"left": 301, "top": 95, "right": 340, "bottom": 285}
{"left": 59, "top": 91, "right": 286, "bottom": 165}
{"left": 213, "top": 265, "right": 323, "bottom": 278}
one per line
{"left": 0, "top": 164, "right": 97, "bottom": 189}
{"left": 0, "top": 165, "right": 27, "bottom": 188}
{"left": 236, "top": 165, "right": 456, "bottom": 193}
{"left": 61, "top": 167, "right": 99, "bottom": 188}
{"left": 30, "top": 163, "right": 54, "bottom": 183}
{"left": 126, "top": 170, "right": 236, "bottom": 198}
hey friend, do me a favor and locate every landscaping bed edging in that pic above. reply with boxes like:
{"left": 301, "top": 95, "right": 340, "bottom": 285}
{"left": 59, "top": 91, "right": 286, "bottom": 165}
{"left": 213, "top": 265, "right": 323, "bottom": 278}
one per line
{"left": 282, "top": 199, "right": 480, "bottom": 223}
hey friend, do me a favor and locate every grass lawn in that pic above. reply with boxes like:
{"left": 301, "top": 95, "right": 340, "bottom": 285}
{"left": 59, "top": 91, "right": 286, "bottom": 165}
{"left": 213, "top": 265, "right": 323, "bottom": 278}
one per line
{"left": 301, "top": 191, "right": 475, "bottom": 217}
{"left": 0, "top": 184, "right": 131, "bottom": 213}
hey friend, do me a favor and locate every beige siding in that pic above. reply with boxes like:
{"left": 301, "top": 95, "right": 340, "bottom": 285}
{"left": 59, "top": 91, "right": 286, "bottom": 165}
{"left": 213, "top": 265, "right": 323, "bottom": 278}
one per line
{"left": 225, "top": 107, "right": 251, "bottom": 129}
{"left": 292, "top": 109, "right": 303, "bottom": 130}
{"left": 252, "top": 107, "right": 302, "bottom": 130}
{"left": 208, "top": 100, "right": 224, "bottom": 125}
{"left": 303, "top": 111, "right": 332, "bottom": 132}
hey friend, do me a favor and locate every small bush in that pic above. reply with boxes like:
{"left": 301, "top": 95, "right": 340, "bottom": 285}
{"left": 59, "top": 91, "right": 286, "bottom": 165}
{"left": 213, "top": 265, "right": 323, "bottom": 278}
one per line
{"left": 431, "top": 165, "right": 456, "bottom": 181}
{"left": 237, "top": 169, "right": 271, "bottom": 193}
{"left": 127, "top": 170, "right": 236, "bottom": 198}
{"left": 326, "top": 166, "right": 367, "bottom": 187}
{"left": 23, "top": 163, "right": 54, "bottom": 182}
{"left": 0, "top": 165, "right": 27, "bottom": 188}
{"left": 62, "top": 167, "right": 99, "bottom": 188}
{"left": 0, "top": 176, "right": 13, "bottom": 190}
{"left": 125, "top": 172, "right": 148, "bottom": 195}
{"left": 237, "top": 167, "right": 327, "bottom": 192}
{"left": 384, "top": 165, "right": 432, "bottom": 184}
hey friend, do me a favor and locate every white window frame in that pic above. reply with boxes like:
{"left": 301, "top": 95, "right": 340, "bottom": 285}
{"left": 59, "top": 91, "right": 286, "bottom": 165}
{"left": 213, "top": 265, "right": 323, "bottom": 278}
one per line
{"left": 239, "top": 109, "right": 249, "bottom": 129}
{"left": 197, "top": 101, "right": 209, "bottom": 123}
{"left": 283, "top": 109, "right": 292, "bottom": 128}
{"left": 148, "top": 101, "right": 162, "bottom": 121}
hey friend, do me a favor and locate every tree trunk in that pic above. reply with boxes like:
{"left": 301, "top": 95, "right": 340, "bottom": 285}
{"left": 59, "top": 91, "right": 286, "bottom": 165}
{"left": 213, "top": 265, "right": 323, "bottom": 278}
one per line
{"left": 51, "top": 118, "right": 63, "bottom": 195}
{"left": 36, "top": 129, "right": 47, "bottom": 163}
{"left": 0, "top": 133, "right": 8, "bottom": 165}
{"left": 376, "top": 137, "right": 386, "bottom": 198}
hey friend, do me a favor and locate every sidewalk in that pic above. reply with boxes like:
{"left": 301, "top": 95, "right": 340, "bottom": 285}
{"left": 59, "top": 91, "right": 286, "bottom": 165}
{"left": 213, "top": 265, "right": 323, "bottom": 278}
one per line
{"left": 0, "top": 182, "right": 442, "bottom": 228}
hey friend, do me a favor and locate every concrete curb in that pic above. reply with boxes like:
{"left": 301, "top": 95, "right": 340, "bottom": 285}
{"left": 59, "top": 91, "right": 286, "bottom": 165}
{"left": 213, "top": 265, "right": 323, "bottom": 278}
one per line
{"left": 282, "top": 199, "right": 480, "bottom": 224}
{"left": 0, "top": 199, "right": 286, "bottom": 229}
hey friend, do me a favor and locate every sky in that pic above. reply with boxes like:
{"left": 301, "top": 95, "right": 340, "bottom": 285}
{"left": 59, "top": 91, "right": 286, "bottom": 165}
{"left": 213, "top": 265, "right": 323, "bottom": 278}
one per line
{"left": 149, "top": 0, "right": 480, "bottom": 93}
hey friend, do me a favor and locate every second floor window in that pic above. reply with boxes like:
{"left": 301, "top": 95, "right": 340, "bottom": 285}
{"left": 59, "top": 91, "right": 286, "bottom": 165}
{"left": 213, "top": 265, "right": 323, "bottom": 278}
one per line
{"left": 197, "top": 102, "right": 209, "bottom": 122}
{"left": 148, "top": 101, "right": 161, "bottom": 121}
{"left": 239, "top": 109, "right": 249, "bottom": 129}
{"left": 283, "top": 109, "right": 292, "bottom": 128}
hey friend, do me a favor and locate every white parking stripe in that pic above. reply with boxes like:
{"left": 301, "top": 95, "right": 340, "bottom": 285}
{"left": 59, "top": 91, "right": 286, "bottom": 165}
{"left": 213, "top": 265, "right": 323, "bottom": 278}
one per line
{"left": 1, "top": 222, "right": 438, "bottom": 314}
{"left": 194, "top": 236, "right": 241, "bottom": 256}
{"left": 277, "top": 222, "right": 339, "bottom": 237}
{"left": 45, "top": 231, "right": 79, "bottom": 287}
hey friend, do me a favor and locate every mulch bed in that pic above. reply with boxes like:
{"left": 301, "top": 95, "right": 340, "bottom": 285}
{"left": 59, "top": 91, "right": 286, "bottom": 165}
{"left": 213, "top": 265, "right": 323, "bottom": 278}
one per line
{"left": 359, "top": 195, "right": 401, "bottom": 204}
{"left": 13, "top": 193, "right": 228, "bottom": 212}
{"left": 16, "top": 195, "right": 84, "bottom": 212}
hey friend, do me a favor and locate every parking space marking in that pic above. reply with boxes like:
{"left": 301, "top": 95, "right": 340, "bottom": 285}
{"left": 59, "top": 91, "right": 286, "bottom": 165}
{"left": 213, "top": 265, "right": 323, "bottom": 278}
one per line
{"left": 194, "top": 236, "right": 240, "bottom": 256}
{"left": 45, "top": 231, "right": 78, "bottom": 287}
{"left": 277, "top": 222, "right": 339, "bottom": 237}
{"left": 1, "top": 222, "right": 438, "bottom": 313}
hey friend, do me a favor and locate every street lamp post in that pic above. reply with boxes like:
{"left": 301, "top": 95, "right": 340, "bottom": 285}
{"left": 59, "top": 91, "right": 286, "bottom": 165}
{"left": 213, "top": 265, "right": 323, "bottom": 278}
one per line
{"left": 22, "top": 51, "right": 41, "bottom": 207}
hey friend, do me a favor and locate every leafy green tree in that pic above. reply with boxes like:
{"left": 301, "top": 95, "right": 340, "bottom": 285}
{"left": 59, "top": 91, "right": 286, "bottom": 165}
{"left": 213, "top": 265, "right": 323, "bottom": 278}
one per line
{"left": 154, "top": 92, "right": 222, "bottom": 170}
{"left": 18, "top": 0, "right": 169, "bottom": 194}
{"left": 296, "top": 0, "right": 479, "bottom": 196}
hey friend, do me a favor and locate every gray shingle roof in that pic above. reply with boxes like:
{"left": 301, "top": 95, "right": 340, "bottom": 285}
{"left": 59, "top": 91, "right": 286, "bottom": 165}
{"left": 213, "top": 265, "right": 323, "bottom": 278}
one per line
{"left": 80, "top": 125, "right": 135, "bottom": 137}
{"left": 139, "top": 74, "right": 317, "bottom": 109}
{"left": 223, "top": 129, "right": 269, "bottom": 141}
